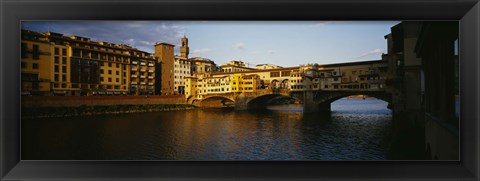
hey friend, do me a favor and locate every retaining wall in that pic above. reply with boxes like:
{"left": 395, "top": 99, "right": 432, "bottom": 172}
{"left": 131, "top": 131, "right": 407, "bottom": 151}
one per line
{"left": 22, "top": 95, "right": 186, "bottom": 107}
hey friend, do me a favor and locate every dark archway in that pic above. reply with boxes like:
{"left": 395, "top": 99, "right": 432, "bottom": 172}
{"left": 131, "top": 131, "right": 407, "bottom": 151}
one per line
{"left": 315, "top": 91, "right": 392, "bottom": 107}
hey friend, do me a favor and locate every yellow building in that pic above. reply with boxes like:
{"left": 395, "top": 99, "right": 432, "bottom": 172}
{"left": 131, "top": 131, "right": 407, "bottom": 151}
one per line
{"left": 20, "top": 30, "right": 167, "bottom": 96}
{"left": 21, "top": 30, "right": 54, "bottom": 95}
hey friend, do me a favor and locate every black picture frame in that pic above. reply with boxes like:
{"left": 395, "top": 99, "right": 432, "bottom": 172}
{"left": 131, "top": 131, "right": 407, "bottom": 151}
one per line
{"left": 1, "top": 0, "right": 479, "bottom": 180}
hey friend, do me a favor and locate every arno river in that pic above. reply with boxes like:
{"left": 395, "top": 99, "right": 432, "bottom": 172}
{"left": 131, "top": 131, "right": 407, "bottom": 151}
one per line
{"left": 22, "top": 98, "right": 392, "bottom": 160}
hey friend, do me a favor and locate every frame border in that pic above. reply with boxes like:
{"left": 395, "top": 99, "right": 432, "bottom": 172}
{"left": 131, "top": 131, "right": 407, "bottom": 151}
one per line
{"left": 1, "top": 0, "right": 479, "bottom": 180}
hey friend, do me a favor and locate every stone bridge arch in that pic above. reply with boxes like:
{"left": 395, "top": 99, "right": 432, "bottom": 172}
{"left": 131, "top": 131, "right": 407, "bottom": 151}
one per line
{"left": 314, "top": 91, "right": 392, "bottom": 105}
{"left": 307, "top": 90, "right": 392, "bottom": 113}
{"left": 244, "top": 93, "right": 302, "bottom": 110}
{"left": 198, "top": 95, "right": 235, "bottom": 108}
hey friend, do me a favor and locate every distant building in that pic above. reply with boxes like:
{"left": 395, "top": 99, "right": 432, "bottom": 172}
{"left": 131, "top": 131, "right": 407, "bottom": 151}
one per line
{"left": 255, "top": 64, "right": 283, "bottom": 70}
{"left": 220, "top": 60, "right": 255, "bottom": 72}
{"left": 190, "top": 57, "right": 217, "bottom": 74}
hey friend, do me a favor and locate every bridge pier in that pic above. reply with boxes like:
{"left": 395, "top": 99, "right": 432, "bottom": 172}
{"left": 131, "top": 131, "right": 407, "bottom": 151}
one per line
{"left": 234, "top": 93, "right": 249, "bottom": 111}
{"left": 302, "top": 90, "right": 331, "bottom": 114}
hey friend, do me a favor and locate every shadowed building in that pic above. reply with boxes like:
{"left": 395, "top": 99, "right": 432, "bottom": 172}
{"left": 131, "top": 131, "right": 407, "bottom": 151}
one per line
{"left": 154, "top": 42, "right": 175, "bottom": 95}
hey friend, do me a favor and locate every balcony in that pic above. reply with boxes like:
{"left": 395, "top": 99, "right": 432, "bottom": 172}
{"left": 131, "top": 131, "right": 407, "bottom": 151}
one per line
{"left": 148, "top": 69, "right": 154, "bottom": 73}
{"left": 140, "top": 69, "right": 146, "bottom": 72}
{"left": 131, "top": 81, "right": 137, "bottom": 85}
{"left": 131, "top": 75, "right": 137, "bottom": 78}
{"left": 148, "top": 76, "right": 154, "bottom": 79}
{"left": 140, "top": 75, "right": 146, "bottom": 78}
{"left": 140, "top": 62, "right": 146, "bottom": 66}
{"left": 148, "top": 63, "right": 154, "bottom": 67}
{"left": 148, "top": 82, "right": 154, "bottom": 85}
{"left": 140, "top": 82, "right": 146, "bottom": 85}
{"left": 132, "top": 61, "right": 138, "bottom": 65}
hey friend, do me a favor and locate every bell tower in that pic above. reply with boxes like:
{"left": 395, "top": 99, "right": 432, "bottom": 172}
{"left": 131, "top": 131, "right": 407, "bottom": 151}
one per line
{"left": 180, "top": 35, "right": 189, "bottom": 59}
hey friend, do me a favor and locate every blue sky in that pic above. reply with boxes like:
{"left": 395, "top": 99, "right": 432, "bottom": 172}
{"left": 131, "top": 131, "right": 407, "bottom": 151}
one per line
{"left": 22, "top": 21, "right": 399, "bottom": 67}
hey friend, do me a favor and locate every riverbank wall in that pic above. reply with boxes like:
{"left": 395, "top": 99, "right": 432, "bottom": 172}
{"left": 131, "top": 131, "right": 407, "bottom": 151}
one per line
{"left": 21, "top": 95, "right": 194, "bottom": 118}
{"left": 22, "top": 95, "right": 186, "bottom": 107}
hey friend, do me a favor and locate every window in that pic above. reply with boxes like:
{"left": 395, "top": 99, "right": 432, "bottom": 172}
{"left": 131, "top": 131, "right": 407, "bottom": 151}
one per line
{"left": 62, "top": 48, "right": 67, "bottom": 55}
{"left": 62, "top": 57, "right": 67, "bottom": 64}
{"left": 108, "top": 70, "right": 112, "bottom": 75}
{"left": 62, "top": 75, "right": 66, "bottom": 81}
{"left": 21, "top": 43, "right": 27, "bottom": 58}
{"left": 54, "top": 74, "right": 59, "bottom": 81}
{"left": 32, "top": 44, "right": 40, "bottom": 59}
{"left": 270, "top": 71, "right": 280, "bottom": 77}
{"left": 100, "top": 77, "right": 104, "bottom": 81}
{"left": 54, "top": 57, "right": 59, "bottom": 64}
{"left": 108, "top": 78, "right": 112, "bottom": 82}
{"left": 54, "top": 48, "right": 59, "bottom": 55}
{"left": 32, "top": 63, "right": 39, "bottom": 69}
{"left": 116, "top": 71, "right": 119, "bottom": 75}
{"left": 62, "top": 66, "right": 66, "bottom": 72}
{"left": 54, "top": 65, "right": 59, "bottom": 72}
{"left": 116, "top": 78, "right": 119, "bottom": 82}
{"left": 21, "top": 62, "right": 26, "bottom": 68}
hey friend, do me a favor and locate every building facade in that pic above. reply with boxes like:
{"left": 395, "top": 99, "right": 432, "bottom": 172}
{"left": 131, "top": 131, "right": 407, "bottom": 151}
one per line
{"left": 20, "top": 29, "right": 184, "bottom": 96}
{"left": 185, "top": 60, "right": 388, "bottom": 101}
{"left": 173, "top": 36, "right": 191, "bottom": 95}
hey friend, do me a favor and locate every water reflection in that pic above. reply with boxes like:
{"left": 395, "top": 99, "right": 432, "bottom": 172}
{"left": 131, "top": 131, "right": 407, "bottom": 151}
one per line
{"left": 22, "top": 98, "right": 391, "bottom": 160}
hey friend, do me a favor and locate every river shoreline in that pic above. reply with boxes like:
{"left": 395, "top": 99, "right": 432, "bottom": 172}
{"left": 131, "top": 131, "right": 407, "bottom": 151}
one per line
{"left": 22, "top": 104, "right": 197, "bottom": 119}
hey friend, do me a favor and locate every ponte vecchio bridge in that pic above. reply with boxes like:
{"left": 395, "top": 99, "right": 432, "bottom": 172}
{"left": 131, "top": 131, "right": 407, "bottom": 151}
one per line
{"left": 185, "top": 60, "right": 392, "bottom": 113}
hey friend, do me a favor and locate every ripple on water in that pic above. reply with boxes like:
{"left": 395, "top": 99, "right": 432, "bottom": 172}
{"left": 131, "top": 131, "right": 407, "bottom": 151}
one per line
{"left": 22, "top": 98, "right": 392, "bottom": 160}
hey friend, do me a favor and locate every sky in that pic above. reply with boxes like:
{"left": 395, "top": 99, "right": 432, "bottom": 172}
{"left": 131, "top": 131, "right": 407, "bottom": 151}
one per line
{"left": 21, "top": 21, "right": 399, "bottom": 67}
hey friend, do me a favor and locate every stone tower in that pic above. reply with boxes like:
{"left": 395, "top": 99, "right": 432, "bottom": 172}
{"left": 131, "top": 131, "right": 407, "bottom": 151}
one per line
{"left": 154, "top": 42, "right": 175, "bottom": 95}
{"left": 180, "top": 35, "right": 189, "bottom": 59}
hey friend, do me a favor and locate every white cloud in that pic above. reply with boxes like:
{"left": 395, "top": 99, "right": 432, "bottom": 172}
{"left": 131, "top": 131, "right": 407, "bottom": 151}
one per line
{"left": 251, "top": 51, "right": 258, "bottom": 54}
{"left": 309, "top": 21, "right": 352, "bottom": 27}
{"left": 233, "top": 42, "right": 245, "bottom": 50}
{"left": 267, "top": 50, "right": 277, "bottom": 54}
{"left": 139, "top": 40, "right": 154, "bottom": 46}
{"left": 192, "top": 48, "right": 211, "bottom": 54}
{"left": 356, "top": 48, "right": 385, "bottom": 59}
{"left": 310, "top": 21, "right": 331, "bottom": 27}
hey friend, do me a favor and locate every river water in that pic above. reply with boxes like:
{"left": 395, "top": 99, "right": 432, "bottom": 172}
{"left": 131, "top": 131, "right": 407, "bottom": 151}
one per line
{"left": 22, "top": 98, "right": 392, "bottom": 160}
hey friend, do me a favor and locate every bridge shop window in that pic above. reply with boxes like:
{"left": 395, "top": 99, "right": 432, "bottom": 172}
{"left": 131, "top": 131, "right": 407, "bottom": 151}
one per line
{"left": 270, "top": 72, "right": 280, "bottom": 77}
